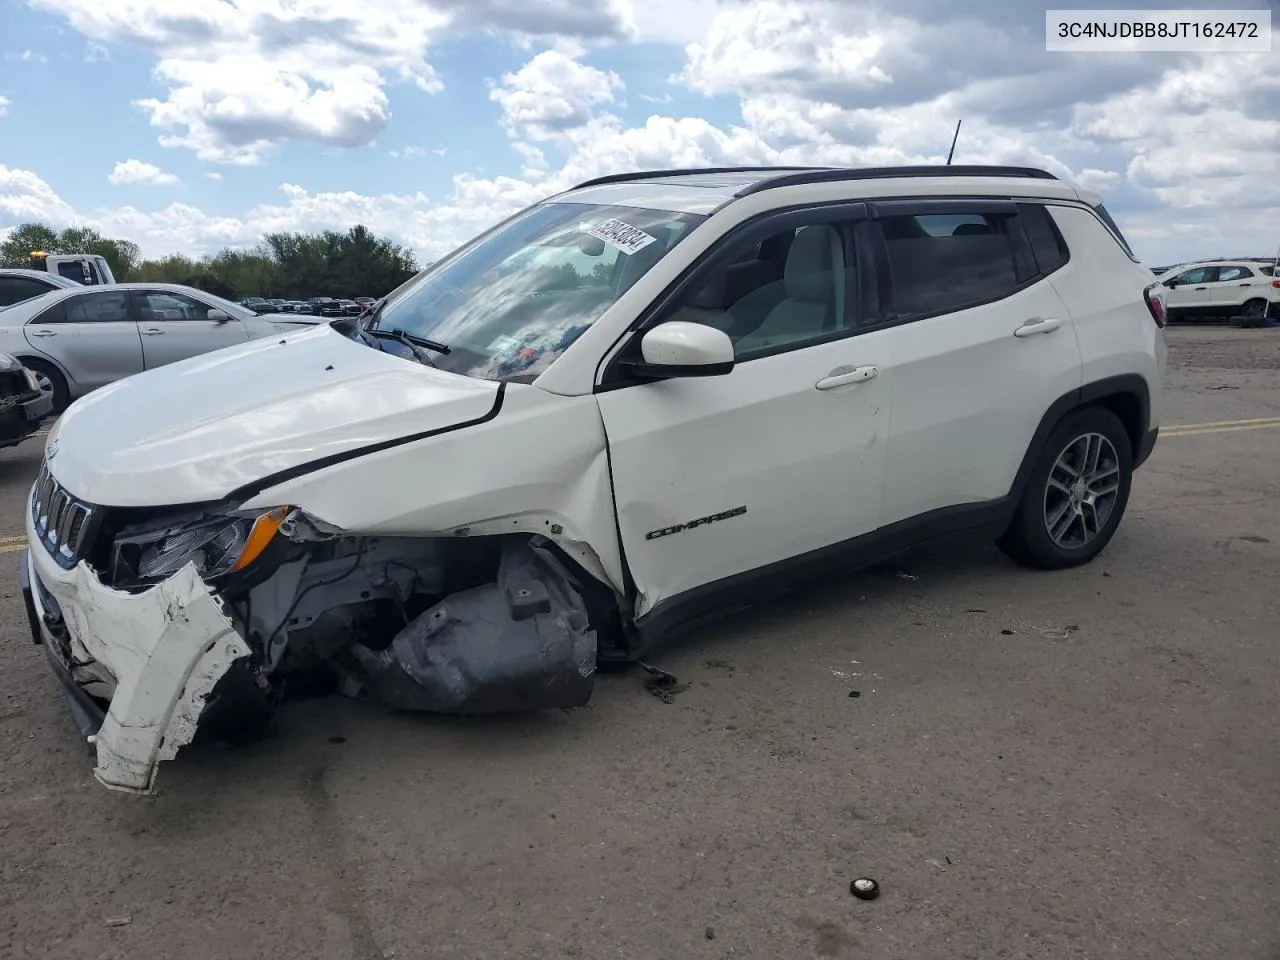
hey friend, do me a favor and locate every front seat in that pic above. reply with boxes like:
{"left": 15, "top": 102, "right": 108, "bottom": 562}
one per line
{"left": 733, "top": 225, "right": 843, "bottom": 353}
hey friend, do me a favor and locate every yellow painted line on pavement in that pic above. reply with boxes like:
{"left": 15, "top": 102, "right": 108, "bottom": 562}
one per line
{"left": 1164, "top": 415, "right": 1280, "bottom": 437}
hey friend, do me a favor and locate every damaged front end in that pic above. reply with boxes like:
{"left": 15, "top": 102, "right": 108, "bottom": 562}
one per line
{"left": 27, "top": 479, "right": 601, "bottom": 794}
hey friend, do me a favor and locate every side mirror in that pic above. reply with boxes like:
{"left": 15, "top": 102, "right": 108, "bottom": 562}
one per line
{"left": 1164, "top": 278, "right": 1177, "bottom": 287}
{"left": 624, "top": 321, "right": 735, "bottom": 379}
{"left": 208, "top": 309, "right": 230, "bottom": 324}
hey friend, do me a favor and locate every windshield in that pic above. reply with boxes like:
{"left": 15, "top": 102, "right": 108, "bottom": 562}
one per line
{"left": 94, "top": 257, "right": 116, "bottom": 284}
{"left": 370, "top": 201, "right": 707, "bottom": 381}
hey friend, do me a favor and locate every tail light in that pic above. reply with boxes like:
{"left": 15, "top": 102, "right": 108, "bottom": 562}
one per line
{"left": 1143, "top": 282, "right": 1167, "bottom": 328}
{"left": 1271, "top": 279, "right": 1280, "bottom": 288}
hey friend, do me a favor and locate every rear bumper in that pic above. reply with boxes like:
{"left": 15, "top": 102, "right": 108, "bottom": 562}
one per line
{"left": 21, "top": 508, "right": 250, "bottom": 794}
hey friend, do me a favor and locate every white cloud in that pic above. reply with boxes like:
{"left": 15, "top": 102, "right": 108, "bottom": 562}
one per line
{"left": 7, "top": 50, "right": 49, "bottom": 63}
{"left": 490, "top": 49, "right": 625, "bottom": 142}
{"left": 108, "top": 159, "right": 183, "bottom": 187}
{"left": 30, "top": 0, "right": 635, "bottom": 164}
{"left": 0, "top": 95, "right": 9, "bottom": 117}
{"left": 85, "top": 41, "right": 109, "bottom": 62}
{"left": 205, "top": 172, "right": 223, "bottom": 181}
{"left": 0, "top": 165, "right": 78, "bottom": 228}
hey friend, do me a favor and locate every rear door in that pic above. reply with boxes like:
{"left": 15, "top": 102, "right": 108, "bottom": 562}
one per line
{"left": 23, "top": 290, "right": 144, "bottom": 389}
{"left": 131, "top": 289, "right": 251, "bottom": 368}
{"left": 868, "top": 199, "right": 1084, "bottom": 527}
{"left": 1205, "top": 264, "right": 1258, "bottom": 312}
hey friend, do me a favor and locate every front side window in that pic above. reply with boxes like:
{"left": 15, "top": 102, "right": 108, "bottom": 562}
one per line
{"left": 880, "top": 211, "right": 1021, "bottom": 318}
{"left": 654, "top": 220, "right": 859, "bottom": 359}
{"left": 1176, "top": 267, "right": 1213, "bottom": 285}
{"left": 136, "top": 291, "right": 214, "bottom": 321}
{"left": 368, "top": 201, "right": 706, "bottom": 382}
{"left": 57, "top": 261, "right": 88, "bottom": 282}
{"left": 62, "top": 291, "right": 132, "bottom": 323}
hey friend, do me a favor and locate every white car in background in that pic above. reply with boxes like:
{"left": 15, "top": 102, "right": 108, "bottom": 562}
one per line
{"left": 1156, "top": 259, "right": 1279, "bottom": 322}
{"left": 0, "top": 283, "right": 322, "bottom": 411}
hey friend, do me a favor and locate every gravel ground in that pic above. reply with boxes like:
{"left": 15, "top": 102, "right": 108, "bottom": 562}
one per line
{"left": 1, "top": 325, "right": 1277, "bottom": 960}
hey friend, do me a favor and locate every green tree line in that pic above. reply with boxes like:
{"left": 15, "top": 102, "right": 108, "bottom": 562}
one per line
{"left": 0, "top": 222, "right": 420, "bottom": 301}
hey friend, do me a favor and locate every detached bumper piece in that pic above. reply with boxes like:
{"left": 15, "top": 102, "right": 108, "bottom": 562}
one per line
{"left": 23, "top": 538, "right": 251, "bottom": 794}
{"left": 0, "top": 379, "right": 52, "bottom": 448}
{"left": 352, "top": 539, "right": 597, "bottom": 713}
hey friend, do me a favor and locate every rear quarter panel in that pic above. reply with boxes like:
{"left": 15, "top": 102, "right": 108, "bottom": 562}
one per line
{"left": 1044, "top": 204, "right": 1165, "bottom": 432}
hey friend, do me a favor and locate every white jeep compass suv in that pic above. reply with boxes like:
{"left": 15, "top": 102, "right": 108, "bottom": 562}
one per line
{"left": 21, "top": 165, "right": 1168, "bottom": 793}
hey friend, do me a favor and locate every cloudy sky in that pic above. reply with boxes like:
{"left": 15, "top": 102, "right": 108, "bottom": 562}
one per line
{"left": 0, "top": 0, "right": 1276, "bottom": 267}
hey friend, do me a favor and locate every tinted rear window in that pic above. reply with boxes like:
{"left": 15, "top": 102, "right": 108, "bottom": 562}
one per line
{"left": 881, "top": 212, "right": 1021, "bottom": 318}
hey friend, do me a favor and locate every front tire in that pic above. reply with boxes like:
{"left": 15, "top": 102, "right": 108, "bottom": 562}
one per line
{"left": 998, "top": 407, "right": 1134, "bottom": 570}
{"left": 20, "top": 357, "right": 70, "bottom": 413}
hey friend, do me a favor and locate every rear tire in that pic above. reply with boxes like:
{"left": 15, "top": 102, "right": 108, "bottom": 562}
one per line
{"left": 20, "top": 358, "right": 69, "bottom": 414}
{"left": 998, "top": 407, "right": 1133, "bottom": 570}
{"left": 1243, "top": 298, "right": 1268, "bottom": 319}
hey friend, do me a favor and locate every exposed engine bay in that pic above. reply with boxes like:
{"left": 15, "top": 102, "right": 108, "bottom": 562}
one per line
{"left": 52, "top": 503, "right": 611, "bottom": 783}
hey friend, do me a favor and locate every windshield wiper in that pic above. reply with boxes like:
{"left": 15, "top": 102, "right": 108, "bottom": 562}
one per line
{"left": 364, "top": 327, "right": 451, "bottom": 356}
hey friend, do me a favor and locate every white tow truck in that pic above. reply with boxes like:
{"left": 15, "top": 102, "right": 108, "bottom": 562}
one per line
{"left": 28, "top": 250, "right": 116, "bottom": 286}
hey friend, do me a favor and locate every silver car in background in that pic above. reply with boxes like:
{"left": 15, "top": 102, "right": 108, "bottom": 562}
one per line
{"left": 0, "top": 283, "right": 324, "bottom": 411}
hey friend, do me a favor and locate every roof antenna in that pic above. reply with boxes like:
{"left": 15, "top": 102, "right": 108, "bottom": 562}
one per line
{"left": 946, "top": 118, "right": 962, "bottom": 165}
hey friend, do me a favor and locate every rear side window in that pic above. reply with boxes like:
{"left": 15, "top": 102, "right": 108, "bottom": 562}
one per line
{"left": 1091, "top": 203, "right": 1138, "bottom": 261}
{"left": 880, "top": 211, "right": 1021, "bottom": 318}
{"left": 1018, "top": 203, "right": 1070, "bottom": 275}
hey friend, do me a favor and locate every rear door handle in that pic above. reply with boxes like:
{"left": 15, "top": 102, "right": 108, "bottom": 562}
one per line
{"left": 141, "top": 328, "right": 165, "bottom": 336}
{"left": 1013, "top": 318, "right": 1062, "bottom": 338}
{"left": 28, "top": 329, "right": 57, "bottom": 338}
{"left": 816, "top": 365, "right": 879, "bottom": 390}
{"left": 1194, "top": 286, "right": 1207, "bottom": 291}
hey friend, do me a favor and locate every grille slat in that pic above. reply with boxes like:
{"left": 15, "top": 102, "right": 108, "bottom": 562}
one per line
{"left": 31, "top": 462, "right": 96, "bottom": 568}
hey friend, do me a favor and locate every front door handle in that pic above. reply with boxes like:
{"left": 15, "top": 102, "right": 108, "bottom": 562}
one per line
{"left": 1194, "top": 286, "right": 1207, "bottom": 291}
{"left": 1013, "top": 318, "right": 1062, "bottom": 338}
{"left": 141, "top": 328, "right": 165, "bottom": 336}
{"left": 28, "top": 329, "right": 57, "bottom": 338}
{"left": 816, "top": 365, "right": 879, "bottom": 390}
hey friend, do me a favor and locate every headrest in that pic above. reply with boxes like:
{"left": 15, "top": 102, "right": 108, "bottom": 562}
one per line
{"left": 687, "top": 271, "right": 728, "bottom": 310}
{"left": 784, "top": 226, "right": 837, "bottom": 302}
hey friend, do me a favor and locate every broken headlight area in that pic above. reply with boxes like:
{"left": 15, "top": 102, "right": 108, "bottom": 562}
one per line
{"left": 105, "top": 506, "right": 294, "bottom": 591}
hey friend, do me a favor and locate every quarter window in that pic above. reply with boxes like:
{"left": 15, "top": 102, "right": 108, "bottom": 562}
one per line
{"left": 657, "top": 221, "right": 860, "bottom": 360}
{"left": 1019, "top": 204, "right": 1070, "bottom": 275}
{"left": 880, "top": 211, "right": 1021, "bottom": 318}
{"left": 1216, "top": 266, "right": 1252, "bottom": 282}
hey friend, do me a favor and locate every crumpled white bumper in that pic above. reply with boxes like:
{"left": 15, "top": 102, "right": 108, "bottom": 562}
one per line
{"left": 25, "top": 508, "right": 251, "bottom": 794}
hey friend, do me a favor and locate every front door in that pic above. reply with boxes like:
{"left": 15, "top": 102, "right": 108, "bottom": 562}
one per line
{"left": 130, "top": 290, "right": 251, "bottom": 368}
{"left": 1164, "top": 266, "right": 1216, "bottom": 318}
{"left": 595, "top": 211, "right": 891, "bottom": 624}
{"left": 23, "top": 290, "right": 144, "bottom": 390}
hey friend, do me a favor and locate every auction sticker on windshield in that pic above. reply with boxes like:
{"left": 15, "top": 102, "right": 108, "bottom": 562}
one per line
{"left": 586, "top": 218, "right": 658, "bottom": 256}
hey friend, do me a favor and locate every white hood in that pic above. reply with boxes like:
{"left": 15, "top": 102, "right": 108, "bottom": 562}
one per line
{"left": 45, "top": 324, "right": 501, "bottom": 507}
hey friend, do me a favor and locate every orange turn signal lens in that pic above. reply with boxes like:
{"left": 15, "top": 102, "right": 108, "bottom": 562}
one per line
{"left": 230, "top": 506, "right": 290, "bottom": 573}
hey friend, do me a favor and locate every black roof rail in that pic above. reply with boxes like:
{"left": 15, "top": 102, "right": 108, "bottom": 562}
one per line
{"left": 571, "top": 166, "right": 828, "bottom": 190}
{"left": 734, "top": 165, "right": 1059, "bottom": 196}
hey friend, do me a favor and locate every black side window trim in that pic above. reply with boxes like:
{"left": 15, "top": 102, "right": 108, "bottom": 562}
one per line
{"left": 863, "top": 199, "right": 1045, "bottom": 329}
{"left": 596, "top": 201, "right": 869, "bottom": 391}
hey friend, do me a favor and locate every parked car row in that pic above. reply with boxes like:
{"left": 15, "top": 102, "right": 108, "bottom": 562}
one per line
{"left": 240, "top": 296, "right": 375, "bottom": 316}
